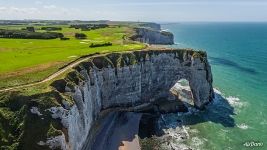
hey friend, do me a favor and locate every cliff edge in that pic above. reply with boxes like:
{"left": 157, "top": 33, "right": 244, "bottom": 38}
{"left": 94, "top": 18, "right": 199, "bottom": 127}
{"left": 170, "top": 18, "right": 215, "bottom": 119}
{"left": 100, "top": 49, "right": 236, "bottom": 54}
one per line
{"left": 130, "top": 24, "right": 174, "bottom": 45}
{"left": 0, "top": 23, "right": 214, "bottom": 150}
{"left": 47, "top": 49, "right": 214, "bottom": 150}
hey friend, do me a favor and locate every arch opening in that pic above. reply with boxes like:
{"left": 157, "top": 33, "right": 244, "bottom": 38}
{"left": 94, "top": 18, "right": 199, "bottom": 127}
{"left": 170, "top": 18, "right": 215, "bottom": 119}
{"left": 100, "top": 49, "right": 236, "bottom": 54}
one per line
{"left": 170, "top": 78, "right": 194, "bottom": 108}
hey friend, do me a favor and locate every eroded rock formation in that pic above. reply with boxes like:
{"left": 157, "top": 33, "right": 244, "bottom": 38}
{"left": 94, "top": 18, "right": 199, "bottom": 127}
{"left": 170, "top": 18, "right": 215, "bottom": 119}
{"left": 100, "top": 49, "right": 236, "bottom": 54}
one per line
{"left": 138, "top": 23, "right": 161, "bottom": 30}
{"left": 49, "top": 49, "right": 214, "bottom": 150}
{"left": 130, "top": 26, "right": 174, "bottom": 45}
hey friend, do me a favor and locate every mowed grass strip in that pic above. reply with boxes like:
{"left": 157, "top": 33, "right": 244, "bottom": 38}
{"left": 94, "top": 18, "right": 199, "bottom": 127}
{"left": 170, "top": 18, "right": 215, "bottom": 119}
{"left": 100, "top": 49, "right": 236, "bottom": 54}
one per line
{"left": 0, "top": 25, "right": 145, "bottom": 88}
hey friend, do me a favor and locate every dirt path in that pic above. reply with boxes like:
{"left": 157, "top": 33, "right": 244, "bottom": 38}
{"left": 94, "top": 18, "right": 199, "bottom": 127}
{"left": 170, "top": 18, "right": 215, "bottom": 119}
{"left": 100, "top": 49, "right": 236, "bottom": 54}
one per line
{"left": 0, "top": 57, "right": 90, "bottom": 92}
{"left": 0, "top": 45, "right": 172, "bottom": 93}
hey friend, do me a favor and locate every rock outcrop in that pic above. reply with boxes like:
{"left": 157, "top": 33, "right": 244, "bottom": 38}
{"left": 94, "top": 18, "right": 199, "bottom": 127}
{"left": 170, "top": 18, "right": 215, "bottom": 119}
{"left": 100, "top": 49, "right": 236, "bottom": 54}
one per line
{"left": 138, "top": 23, "right": 161, "bottom": 31}
{"left": 48, "top": 49, "right": 214, "bottom": 150}
{"left": 131, "top": 28, "right": 174, "bottom": 45}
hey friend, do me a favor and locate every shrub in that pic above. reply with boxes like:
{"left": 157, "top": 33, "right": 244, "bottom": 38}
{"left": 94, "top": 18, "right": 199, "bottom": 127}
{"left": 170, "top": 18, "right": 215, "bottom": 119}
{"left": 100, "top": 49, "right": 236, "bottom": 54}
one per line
{"left": 75, "top": 33, "right": 87, "bottom": 39}
{"left": 81, "top": 27, "right": 90, "bottom": 31}
{"left": 70, "top": 24, "right": 108, "bottom": 30}
{"left": 41, "top": 27, "right": 62, "bottom": 31}
{"left": 89, "top": 42, "right": 112, "bottom": 48}
{"left": 26, "top": 27, "right": 35, "bottom": 32}
{"left": 60, "top": 37, "right": 70, "bottom": 40}
{"left": 0, "top": 29, "right": 64, "bottom": 39}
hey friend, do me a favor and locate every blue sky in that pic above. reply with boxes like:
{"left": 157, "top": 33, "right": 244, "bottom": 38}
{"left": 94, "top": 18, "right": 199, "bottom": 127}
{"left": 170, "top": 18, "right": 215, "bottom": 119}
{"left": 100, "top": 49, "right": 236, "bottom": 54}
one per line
{"left": 0, "top": 0, "right": 267, "bottom": 22}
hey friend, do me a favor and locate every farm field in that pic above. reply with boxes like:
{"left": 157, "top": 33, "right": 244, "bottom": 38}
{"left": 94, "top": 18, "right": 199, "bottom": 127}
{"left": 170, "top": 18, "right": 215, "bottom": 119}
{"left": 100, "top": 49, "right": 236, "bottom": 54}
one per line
{"left": 0, "top": 25, "right": 145, "bottom": 88}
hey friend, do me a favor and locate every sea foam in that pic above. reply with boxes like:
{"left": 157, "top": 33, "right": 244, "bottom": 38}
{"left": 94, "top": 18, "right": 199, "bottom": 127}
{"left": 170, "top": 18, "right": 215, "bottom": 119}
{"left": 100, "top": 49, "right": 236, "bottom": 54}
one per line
{"left": 155, "top": 88, "right": 246, "bottom": 149}
{"left": 237, "top": 123, "right": 249, "bottom": 130}
{"left": 214, "top": 88, "right": 247, "bottom": 109}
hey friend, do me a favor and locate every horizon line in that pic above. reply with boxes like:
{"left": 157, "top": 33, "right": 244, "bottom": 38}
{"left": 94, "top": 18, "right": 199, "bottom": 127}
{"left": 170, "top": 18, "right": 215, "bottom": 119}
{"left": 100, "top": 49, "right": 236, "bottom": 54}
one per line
{"left": 1, "top": 19, "right": 267, "bottom": 23}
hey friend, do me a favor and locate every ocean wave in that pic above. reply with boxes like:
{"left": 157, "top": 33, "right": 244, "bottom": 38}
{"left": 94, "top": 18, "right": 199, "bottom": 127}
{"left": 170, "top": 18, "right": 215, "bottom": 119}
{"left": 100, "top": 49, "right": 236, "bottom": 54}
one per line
{"left": 226, "top": 96, "right": 246, "bottom": 108}
{"left": 213, "top": 88, "right": 222, "bottom": 95}
{"left": 190, "top": 137, "right": 206, "bottom": 149}
{"left": 157, "top": 118, "right": 192, "bottom": 150}
{"left": 174, "top": 42, "right": 181, "bottom": 45}
{"left": 221, "top": 129, "right": 230, "bottom": 133}
{"left": 190, "top": 128, "right": 199, "bottom": 133}
{"left": 213, "top": 88, "right": 247, "bottom": 109}
{"left": 156, "top": 88, "right": 247, "bottom": 149}
{"left": 237, "top": 123, "right": 249, "bottom": 130}
{"left": 161, "top": 29, "right": 169, "bottom": 32}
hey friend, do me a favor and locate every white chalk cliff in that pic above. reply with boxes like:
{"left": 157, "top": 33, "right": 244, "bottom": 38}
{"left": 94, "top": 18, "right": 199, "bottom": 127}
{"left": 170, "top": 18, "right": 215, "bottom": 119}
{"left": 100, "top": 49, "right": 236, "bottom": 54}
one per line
{"left": 48, "top": 49, "right": 214, "bottom": 150}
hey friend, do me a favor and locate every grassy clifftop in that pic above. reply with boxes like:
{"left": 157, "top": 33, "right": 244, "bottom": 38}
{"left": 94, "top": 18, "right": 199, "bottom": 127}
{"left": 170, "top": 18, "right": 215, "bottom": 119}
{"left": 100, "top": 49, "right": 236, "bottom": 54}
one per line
{"left": 0, "top": 22, "right": 146, "bottom": 149}
{"left": 0, "top": 21, "right": 208, "bottom": 149}
{"left": 0, "top": 48, "right": 207, "bottom": 149}
{"left": 0, "top": 24, "right": 145, "bottom": 89}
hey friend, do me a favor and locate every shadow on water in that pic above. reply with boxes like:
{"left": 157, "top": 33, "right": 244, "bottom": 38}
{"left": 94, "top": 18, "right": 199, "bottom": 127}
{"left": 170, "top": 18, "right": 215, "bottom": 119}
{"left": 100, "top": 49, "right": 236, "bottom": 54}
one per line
{"left": 185, "top": 92, "right": 236, "bottom": 127}
{"left": 209, "top": 56, "right": 258, "bottom": 74}
{"left": 139, "top": 92, "right": 236, "bottom": 138}
{"left": 89, "top": 112, "right": 142, "bottom": 150}
{"left": 87, "top": 93, "right": 236, "bottom": 150}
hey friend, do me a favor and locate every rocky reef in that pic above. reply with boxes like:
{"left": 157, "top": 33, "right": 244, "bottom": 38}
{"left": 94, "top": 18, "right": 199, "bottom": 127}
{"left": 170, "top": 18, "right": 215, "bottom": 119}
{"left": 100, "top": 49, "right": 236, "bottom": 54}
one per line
{"left": 47, "top": 49, "right": 214, "bottom": 150}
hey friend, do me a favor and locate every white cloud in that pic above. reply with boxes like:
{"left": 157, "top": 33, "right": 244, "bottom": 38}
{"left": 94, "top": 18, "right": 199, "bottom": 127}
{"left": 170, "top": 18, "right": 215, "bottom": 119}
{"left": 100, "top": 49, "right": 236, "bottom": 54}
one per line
{"left": 43, "top": 5, "right": 57, "bottom": 9}
{"left": 0, "top": 7, "right": 39, "bottom": 14}
{"left": 0, "top": 5, "right": 86, "bottom": 20}
{"left": 1, "top": 1, "right": 267, "bottom": 21}
{"left": 0, "top": 7, "right": 6, "bottom": 11}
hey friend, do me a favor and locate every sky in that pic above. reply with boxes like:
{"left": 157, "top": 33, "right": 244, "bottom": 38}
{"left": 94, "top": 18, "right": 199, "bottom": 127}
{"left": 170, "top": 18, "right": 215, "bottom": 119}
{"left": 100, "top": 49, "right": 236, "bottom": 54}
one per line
{"left": 0, "top": 0, "right": 267, "bottom": 22}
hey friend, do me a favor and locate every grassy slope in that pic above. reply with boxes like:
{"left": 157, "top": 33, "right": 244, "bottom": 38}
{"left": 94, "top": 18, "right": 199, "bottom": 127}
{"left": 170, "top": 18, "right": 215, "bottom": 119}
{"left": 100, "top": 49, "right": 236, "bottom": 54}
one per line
{"left": 0, "top": 88, "right": 63, "bottom": 149}
{"left": 0, "top": 25, "right": 145, "bottom": 88}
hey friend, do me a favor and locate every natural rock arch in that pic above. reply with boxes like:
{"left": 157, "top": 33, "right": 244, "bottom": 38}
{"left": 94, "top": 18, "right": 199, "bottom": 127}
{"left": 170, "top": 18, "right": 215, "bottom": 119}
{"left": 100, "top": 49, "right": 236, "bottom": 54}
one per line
{"left": 50, "top": 49, "right": 214, "bottom": 150}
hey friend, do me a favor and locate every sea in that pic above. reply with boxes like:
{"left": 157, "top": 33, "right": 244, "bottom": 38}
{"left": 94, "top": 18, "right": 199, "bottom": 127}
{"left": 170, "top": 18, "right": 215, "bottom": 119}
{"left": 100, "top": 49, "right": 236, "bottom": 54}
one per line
{"left": 159, "top": 22, "right": 267, "bottom": 150}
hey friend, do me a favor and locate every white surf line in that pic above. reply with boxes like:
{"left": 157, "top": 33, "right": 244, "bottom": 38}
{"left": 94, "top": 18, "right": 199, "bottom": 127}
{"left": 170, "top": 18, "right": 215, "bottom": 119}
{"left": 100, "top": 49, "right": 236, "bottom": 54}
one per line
{"left": 182, "top": 125, "right": 190, "bottom": 139}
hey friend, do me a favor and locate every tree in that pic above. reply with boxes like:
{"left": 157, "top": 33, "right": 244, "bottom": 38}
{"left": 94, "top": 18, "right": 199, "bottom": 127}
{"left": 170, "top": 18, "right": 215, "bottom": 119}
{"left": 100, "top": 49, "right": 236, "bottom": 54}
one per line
{"left": 60, "top": 37, "right": 70, "bottom": 40}
{"left": 41, "top": 27, "right": 62, "bottom": 31}
{"left": 89, "top": 42, "right": 112, "bottom": 48}
{"left": 0, "top": 29, "right": 64, "bottom": 39}
{"left": 75, "top": 33, "right": 87, "bottom": 39}
{"left": 26, "top": 27, "right": 35, "bottom": 32}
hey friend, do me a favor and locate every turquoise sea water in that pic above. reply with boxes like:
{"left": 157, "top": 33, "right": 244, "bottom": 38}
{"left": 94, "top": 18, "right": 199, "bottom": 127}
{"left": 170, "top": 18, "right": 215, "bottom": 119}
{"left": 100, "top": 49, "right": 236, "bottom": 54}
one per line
{"left": 161, "top": 23, "right": 267, "bottom": 149}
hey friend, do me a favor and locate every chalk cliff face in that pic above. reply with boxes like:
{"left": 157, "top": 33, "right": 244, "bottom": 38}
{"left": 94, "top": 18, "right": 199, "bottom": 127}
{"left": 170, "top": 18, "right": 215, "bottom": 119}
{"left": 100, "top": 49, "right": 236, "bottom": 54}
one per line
{"left": 131, "top": 28, "right": 174, "bottom": 45}
{"left": 49, "top": 49, "right": 214, "bottom": 150}
{"left": 138, "top": 23, "right": 161, "bottom": 30}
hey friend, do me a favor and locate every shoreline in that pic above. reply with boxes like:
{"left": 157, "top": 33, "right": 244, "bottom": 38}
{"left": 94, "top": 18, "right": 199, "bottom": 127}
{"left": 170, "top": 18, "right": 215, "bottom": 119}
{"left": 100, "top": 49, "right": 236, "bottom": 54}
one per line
{"left": 90, "top": 112, "right": 142, "bottom": 150}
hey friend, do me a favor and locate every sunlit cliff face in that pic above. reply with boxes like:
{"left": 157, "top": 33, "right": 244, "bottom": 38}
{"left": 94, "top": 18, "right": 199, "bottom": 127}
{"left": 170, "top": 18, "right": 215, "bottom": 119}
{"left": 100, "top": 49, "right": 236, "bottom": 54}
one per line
{"left": 47, "top": 49, "right": 213, "bottom": 150}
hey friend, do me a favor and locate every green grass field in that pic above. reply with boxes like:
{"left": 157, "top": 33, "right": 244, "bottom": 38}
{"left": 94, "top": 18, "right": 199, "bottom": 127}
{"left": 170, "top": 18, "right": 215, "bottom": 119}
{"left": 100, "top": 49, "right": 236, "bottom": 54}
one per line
{"left": 0, "top": 25, "right": 145, "bottom": 88}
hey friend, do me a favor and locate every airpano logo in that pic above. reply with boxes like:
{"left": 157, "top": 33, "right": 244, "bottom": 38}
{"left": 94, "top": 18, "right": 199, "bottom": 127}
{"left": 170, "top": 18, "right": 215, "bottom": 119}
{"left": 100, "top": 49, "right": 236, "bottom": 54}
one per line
{"left": 243, "top": 141, "right": 264, "bottom": 147}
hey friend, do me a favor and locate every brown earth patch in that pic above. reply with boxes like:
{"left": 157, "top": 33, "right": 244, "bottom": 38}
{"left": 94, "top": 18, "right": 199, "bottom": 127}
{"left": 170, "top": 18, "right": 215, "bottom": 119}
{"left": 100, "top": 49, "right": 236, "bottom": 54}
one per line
{"left": 0, "top": 47, "right": 13, "bottom": 51}
{"left": 101, "top": 32, "right": 113, "bottom": 36}
{"left": 64, "top": 32, "right": 75, "bottom": 37}
{"left": 0, "top": 61, "right": 64, "bottom": 79}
